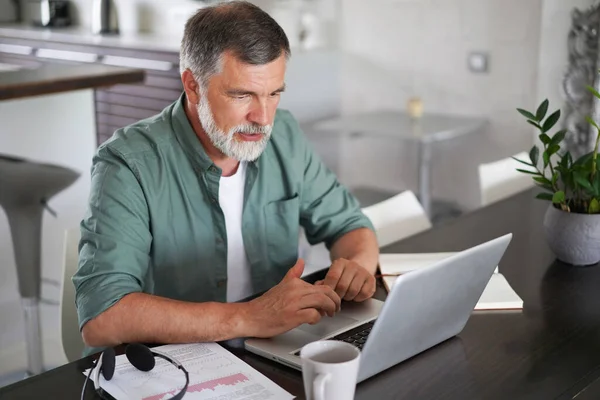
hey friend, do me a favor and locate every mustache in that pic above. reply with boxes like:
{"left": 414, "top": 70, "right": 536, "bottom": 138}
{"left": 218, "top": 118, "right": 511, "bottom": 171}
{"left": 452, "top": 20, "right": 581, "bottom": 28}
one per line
{"left": 230, "top": 124, "right": 272, "bottom": 135}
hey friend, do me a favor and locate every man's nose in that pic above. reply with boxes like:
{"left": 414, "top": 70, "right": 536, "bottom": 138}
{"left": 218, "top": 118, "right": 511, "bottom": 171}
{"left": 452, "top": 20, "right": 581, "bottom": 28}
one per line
{"left": 247, "top": 101, "right": 270, "bottom": 126}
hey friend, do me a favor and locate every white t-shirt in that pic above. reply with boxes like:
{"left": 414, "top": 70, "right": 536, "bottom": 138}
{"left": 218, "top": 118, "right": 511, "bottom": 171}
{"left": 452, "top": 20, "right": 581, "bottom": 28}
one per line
{"left": 218, "top": 162, "right": 253, "bottom": 302}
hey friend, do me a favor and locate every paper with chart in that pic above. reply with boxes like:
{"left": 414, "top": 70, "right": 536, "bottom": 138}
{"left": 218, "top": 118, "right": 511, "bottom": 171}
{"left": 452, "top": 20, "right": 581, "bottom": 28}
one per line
{"left": 83, "top": 342, "right": 294, "bottom": 400}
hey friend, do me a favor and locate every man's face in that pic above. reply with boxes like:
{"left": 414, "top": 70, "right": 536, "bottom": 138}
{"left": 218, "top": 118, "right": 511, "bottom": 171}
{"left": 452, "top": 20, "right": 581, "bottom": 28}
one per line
{"left": 196, "top": 51, "right": 286, "bottom": 162}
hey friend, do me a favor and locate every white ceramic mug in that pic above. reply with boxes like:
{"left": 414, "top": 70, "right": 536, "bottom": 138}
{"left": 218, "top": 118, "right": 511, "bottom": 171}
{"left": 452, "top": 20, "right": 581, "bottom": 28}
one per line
{"left": 300, "top": 340, "right": 361, "bottom": 400}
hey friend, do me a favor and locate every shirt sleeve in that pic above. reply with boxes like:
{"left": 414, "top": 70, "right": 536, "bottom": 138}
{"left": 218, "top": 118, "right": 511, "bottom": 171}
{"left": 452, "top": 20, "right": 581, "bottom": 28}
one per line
{"left": 295, "top": 117, "right": 375, "bottom": 249}
{"left": 73, "top": 145, "right": 152, "bottom": 331}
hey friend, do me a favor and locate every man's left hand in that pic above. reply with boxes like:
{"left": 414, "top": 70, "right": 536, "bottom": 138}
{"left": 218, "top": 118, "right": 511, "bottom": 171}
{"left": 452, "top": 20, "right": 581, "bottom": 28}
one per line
{"left": 317, "top": 259, "right": 376, "bottom": 302}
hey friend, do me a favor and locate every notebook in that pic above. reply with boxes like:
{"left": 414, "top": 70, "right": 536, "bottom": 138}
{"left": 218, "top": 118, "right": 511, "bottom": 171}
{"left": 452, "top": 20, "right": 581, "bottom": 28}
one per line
{"left": 378, "top": 252, "right": 522, "bottom": 310}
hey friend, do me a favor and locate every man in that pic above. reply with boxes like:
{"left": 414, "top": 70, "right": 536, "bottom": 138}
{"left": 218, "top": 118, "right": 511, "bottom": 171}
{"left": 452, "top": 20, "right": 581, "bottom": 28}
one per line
{"left": 74, "top": 1, "right": 379, "bottom": 352}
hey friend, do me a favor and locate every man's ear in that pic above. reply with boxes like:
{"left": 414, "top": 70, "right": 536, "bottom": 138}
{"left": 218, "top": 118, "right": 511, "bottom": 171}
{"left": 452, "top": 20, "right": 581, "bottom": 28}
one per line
{"left": 181, "top": 69, "right": 201, "bottom": 104}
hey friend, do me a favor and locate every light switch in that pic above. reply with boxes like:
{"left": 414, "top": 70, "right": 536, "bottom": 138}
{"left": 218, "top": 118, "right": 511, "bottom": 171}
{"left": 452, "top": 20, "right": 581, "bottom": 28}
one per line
{"left": 468, "top": 51, "right": 489, "bottom": 73}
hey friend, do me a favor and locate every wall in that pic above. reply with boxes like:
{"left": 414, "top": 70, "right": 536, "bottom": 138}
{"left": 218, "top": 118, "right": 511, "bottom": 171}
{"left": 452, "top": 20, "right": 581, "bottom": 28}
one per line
{"left": 337, "top": 0, "right": 544, "bottom": 210}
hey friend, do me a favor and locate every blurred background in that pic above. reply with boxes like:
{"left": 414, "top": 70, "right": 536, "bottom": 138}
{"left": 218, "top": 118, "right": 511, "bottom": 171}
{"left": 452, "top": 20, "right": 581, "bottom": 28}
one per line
{"left": 0, "top": 0, "right": 597, "bottom": 387}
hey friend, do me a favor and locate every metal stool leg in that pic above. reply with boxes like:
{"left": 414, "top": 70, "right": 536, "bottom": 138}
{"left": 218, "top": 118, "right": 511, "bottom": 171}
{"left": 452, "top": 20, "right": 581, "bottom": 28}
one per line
{"left": 22, "top": 298, "right": 42, "bottom": 376}
{"left": 6, "top": 206, "right": 44, "bottom": 376}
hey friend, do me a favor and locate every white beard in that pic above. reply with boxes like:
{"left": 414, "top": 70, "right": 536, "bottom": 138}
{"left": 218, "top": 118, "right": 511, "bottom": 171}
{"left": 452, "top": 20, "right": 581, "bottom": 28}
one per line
{"left": 196, "top": 94, "right": 272, "bottom": 162}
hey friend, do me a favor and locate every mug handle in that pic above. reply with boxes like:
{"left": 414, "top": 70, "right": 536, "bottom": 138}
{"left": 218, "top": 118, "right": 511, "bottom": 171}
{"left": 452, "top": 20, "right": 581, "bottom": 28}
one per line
{"left": 313, "top": 373, "right": 330, "bottom": 400}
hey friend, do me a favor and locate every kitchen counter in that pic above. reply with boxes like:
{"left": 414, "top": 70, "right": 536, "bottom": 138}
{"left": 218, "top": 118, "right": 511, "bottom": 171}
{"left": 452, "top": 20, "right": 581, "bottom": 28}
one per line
{"left": 0, "top": 63, "right": 144, "bottom": 100}
{"left": 0, "top": 24, "right": 183, "bottom": 52}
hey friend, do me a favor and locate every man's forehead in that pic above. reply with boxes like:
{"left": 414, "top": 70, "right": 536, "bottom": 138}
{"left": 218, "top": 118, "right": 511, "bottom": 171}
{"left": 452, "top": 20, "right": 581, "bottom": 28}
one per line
{"left": 219, "top": 51, "right": 286, "bottom": 77}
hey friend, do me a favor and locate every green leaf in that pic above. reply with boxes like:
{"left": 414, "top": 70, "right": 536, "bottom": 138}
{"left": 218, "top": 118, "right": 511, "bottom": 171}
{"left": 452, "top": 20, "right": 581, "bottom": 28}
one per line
{"left": 533, "top": 176, "right": 551, "bottom": 185}
{"left": 542, "top": 110, "right": 561, "bottom": 132}
{"left": 536, "top": 100, "right": 549, "bottom": 121}
{"left": 548, "top": 144, "right": 561, "bottom": 156}
{"left": 552, "top": 171, "right": 559, "bottom": 185}
{"left": 512, "top": 156, "right": 534, "bottom": 167}
{"left": 539, "top": 133, "right": 551, "bottom": 145}
{"left": 574, "top": 171, "right": 593, "bottom": 191}
{"left": 552, "top": 191, "right": 565, "bottom": 204}
{"left": 586, "top": 115, "right": 600, "bottom": 131}
{"left": 536, "top": 192, "right": 554, "bottom": 201}
{"left": 589, "top": 198, "right": 600, "bottom": 214}
{"left": 573, "top": 152, "right": 594, "bottom": 167}
{"left": 587, "top": 85, "right": 600, "bottom": 101}
{"left": 535, "top": 182, "right": 555, "bottom": 192}
{"left": 550, "top": 130, "right": 567, "bottom": 146}
{"left": 594, "top": 173, "right": 600, "bottom": 196}
{"left": 529, "top": 145, "right": 539, "bottom": 166}
{"left": 517, "top": 108, "right": 537, "bottom": 121}
{"left": 543, "top": 151, "right": 550, "bottom": 169}
{"left": 516, "top": 168, "right": 540, "bottom": 175}
{"left": 559, "top": 151, "right": 572, "bottom": 169}
{"left": 528, "top": 120, "right": 542, "bottom": 130}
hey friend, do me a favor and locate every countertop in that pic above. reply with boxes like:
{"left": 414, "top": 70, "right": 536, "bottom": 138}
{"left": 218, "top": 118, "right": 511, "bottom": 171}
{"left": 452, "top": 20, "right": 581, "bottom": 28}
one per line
{"left": 0, "top": 24, "right": 183, "bottom": 53}
{"left": 0, "top": 63, "right": 145, "bottom": 100}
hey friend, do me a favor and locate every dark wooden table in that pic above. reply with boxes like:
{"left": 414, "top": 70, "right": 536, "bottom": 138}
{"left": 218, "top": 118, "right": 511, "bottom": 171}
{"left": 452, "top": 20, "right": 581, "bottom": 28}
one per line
{"left": 2, "top": 188, "right": 600, "bottom": 399}
{"left": 0, "top": 64, "right": 144, "bottom": 101}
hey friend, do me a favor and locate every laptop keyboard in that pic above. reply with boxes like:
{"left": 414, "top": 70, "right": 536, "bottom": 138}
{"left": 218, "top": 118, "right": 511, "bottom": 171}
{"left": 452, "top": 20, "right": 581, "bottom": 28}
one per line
{"left": 294, "top": 320, "right": 376, "bottom": 355}
{"left": 330, "top": 320, "right": 376, "bottom": 350}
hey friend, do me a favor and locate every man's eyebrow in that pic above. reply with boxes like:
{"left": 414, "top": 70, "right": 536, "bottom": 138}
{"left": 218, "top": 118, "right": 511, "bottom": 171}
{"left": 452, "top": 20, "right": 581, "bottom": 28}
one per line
{"left": 272, "top": 84, "right": 286, "bottom": 93}
{"left": 225, "top": 84, "right": 286, "bottom": 96}
{"left": 225, "top": 88, "right": 256, "bottom": 96}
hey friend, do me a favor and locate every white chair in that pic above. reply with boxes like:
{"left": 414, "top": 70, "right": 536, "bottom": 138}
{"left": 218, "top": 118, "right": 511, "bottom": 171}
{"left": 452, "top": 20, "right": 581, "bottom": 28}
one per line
{"left": 478, "top": 151, "right": 535, "bottom": 206}
{"left": 59, "top": 228, "right": 85, "bottom": 362}
{"left": 303, "top": 190, "right": 432, "bottom": 271}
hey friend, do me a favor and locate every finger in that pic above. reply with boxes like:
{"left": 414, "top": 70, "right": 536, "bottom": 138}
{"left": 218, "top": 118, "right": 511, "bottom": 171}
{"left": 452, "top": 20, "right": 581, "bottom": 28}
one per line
{"left": 314, "top": 280, "right": 324, "bottom": 286}
{"left": 334, "top": 266, "right": 356, "bottom": 299}
{"left": 316, "top": 284, "right": 342, "bottom": 312}
{"left": 354, "top": 275, "right": 377, "bottom": 302}
{"left": 284, "top": 259, "right": 305, "bottom": 281}
{"left": 343, "top": 273, "right": 366, "bottom": 301}
{"left": 298, "top": 292, "right": 338, "bottom": 317}
{"left": 297, "top": 309, "right": 322, "bottom": 325}
{"left": 323, "top": 260, "right": 344, "bottom": 290}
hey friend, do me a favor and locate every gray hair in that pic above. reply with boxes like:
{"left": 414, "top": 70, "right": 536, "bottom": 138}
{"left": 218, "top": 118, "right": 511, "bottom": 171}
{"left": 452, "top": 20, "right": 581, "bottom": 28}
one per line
{"left": 179, "top": 1, "right": 291, "bottom": 88}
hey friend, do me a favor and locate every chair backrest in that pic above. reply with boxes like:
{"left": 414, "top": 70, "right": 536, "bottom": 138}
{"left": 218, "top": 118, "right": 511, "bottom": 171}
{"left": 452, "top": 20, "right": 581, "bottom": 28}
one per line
{"left": 59, "top": 227, "right": 84, "bottom": 362}
{"left": 478, "top": 151, "right": 535, "bottom": 206}
{"left": 362, "top": 190, "right": 432, "bottom": 248}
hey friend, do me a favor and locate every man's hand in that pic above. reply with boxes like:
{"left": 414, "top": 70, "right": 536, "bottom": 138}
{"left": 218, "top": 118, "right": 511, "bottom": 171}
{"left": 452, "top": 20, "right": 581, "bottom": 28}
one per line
{"left": 317, "top": 258, "right": 376, "bottom": 302}
{"left": 243, "top": 259, "right": 341, "bottom": 338}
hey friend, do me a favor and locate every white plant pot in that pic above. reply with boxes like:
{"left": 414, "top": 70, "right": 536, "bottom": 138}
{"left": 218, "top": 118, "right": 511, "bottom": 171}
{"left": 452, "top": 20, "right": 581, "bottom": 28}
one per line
{"left": 543, "top": 204, "right": 600, "bottom": 266}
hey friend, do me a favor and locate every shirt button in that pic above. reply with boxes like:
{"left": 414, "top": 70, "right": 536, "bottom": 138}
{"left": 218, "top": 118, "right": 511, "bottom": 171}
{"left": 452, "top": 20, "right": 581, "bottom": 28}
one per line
{"left": 209, "top": 166, "right": 217, "bottom": 172}
{"left": 216, "top": 237, "right": 223, "bottom": 245}
{"left": 217, "top": 279, "right": 227, "bottom": 288}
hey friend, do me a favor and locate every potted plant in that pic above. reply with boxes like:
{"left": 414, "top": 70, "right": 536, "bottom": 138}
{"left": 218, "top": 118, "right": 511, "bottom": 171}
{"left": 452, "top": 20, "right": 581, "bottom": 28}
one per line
{"left": 515, "top": 84, "right": 600, "bottom": 266}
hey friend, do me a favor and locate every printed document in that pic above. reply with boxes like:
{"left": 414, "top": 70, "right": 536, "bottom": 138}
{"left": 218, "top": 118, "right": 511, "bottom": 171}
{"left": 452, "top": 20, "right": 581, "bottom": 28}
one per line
{"left": 83, "top": 342, "right": 294, "bottom": 400}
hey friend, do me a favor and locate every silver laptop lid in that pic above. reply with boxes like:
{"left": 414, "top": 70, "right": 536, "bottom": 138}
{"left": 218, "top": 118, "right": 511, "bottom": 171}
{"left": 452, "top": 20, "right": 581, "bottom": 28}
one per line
{"left": 357, "top": 233, "right": 513, "bottom": 382}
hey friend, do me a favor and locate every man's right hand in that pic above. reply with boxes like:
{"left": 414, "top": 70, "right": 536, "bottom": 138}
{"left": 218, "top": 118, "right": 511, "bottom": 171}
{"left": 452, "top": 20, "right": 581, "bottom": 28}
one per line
{"left": 243, "top": 259, "right": 341, "bottom": 338}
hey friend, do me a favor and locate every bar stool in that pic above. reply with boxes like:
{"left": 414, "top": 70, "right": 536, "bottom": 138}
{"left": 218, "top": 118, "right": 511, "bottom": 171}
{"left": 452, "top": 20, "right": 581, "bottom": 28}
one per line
{"left": 0, "top": 154, "right": 79, "bottom": 376}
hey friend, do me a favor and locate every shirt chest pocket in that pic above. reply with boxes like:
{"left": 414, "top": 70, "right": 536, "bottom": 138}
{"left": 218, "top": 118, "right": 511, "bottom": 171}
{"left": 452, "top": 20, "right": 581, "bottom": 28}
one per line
{"left": 264, "top": 195, "right": 300, "bottom": 271}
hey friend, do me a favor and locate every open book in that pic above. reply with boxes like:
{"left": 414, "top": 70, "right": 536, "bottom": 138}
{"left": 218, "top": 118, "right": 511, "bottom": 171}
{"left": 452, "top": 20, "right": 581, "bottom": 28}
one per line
{"left": 378, "top": 253, "right": 522, "bottom": 311}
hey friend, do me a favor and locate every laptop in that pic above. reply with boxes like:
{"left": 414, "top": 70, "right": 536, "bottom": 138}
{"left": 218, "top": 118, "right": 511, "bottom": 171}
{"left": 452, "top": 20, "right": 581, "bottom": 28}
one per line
{"left": 244, "top": 233, "right": 513, "bottom": 383}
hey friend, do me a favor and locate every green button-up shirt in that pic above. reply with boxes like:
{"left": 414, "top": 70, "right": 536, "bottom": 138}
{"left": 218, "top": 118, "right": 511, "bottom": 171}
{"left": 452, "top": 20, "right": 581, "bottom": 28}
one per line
{"left": 73, "top": 94, "right": 373, "bottom": 335}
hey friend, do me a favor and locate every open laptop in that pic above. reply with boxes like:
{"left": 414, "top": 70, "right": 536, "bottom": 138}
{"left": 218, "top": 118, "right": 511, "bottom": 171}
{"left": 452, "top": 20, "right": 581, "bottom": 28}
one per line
{"left": 244, "top": 233, "right": 513, "bottom": 383}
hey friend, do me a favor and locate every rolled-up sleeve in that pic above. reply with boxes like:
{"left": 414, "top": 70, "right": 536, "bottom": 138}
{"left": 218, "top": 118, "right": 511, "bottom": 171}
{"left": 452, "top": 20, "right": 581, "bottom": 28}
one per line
{"left": 73, "top": 145, "right": 152, "bottom": 331}
{"left": 296, "top": 122, "right": 375, "bottom": 249}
